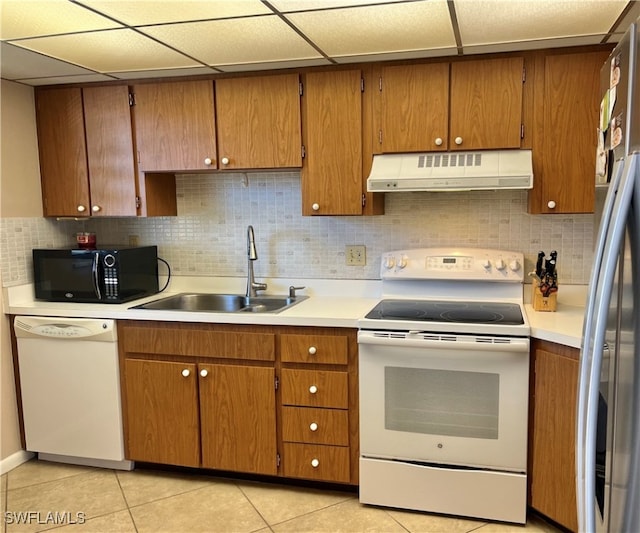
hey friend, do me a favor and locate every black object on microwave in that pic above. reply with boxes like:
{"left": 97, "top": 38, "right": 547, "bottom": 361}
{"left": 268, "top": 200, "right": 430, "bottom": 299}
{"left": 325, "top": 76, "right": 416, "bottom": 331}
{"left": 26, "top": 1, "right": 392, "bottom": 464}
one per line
{"left": 33, "top": 246, "right": 159, "bottom": 303}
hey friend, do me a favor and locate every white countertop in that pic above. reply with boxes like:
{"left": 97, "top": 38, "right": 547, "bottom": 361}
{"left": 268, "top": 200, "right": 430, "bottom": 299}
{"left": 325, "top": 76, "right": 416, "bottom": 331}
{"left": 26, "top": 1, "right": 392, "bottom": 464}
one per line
{"left": 4, "top": 277, "right": 588, "bottom": 348}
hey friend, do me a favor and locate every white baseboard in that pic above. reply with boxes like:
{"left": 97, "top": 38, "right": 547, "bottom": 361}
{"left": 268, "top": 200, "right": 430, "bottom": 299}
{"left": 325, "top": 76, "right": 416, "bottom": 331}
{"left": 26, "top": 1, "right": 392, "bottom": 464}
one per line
{"left": 0, "top": 450, "right": 35, "bottom": 475}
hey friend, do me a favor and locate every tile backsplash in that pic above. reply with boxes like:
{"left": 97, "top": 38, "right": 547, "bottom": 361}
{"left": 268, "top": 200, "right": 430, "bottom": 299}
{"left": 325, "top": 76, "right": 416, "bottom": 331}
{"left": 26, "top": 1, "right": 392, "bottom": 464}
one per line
{"left": 1, "top": 172, "right": 595, "bottom": 287}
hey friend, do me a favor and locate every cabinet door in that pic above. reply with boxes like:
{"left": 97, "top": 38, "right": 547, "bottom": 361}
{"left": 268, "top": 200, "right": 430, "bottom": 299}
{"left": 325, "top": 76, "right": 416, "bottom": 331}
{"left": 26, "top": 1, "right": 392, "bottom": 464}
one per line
{"left": 450, "top": 57, "right": 524, "bottom": 150}
{"left": 124, "top": 359, "right": 200, "bottom": 467}
{"left": 199, "top": 364, "right": 277, "bottom": 475}
{"left": 215, "top": 74, "right": 302, "bottom": 169}
{"left": 380, "top": 63, "right": 449, "bottom": 152}
{"left": 301, "top": 70, "right": 363, "bottom": 215}
{"left": 83, "top": 85, "right": 137, "bottom": 216}
{"left": 35, "top": 88, "right": 90, "bottom": 217}
{"left": 133, "top": 80, "right": 216, "bottom": 172}
{"left": 535, "top": 51, "right": 609, "bottom": 214}
{"left": 531, "top": 348, "right": 579, "bottom": 532}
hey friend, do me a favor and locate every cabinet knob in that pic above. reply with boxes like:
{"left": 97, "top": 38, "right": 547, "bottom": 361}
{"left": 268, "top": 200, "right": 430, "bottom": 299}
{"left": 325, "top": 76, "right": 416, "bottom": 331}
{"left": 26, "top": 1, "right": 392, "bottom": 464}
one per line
{"left": 204, "top": 157, "right": 213, "bottom": 166}
{"left": 221, "top": 157, "right": 230, "bottom": 166}
{"left": 77, "top": 205, "right": 86, "bottom": 212}
{"left": 309, "top": 422, "right": 318, "bottom": 432}
{"left": 91, "top": 205, "right": 101, "bottom": 213}
{"left": 547, "top": 200, "right": 557, "bottom": 209}
{"left": 311, "top": 458, "right": 320, "bottom": 468}
{"left": 181, "top": 369, "right": 190, "bottom": 377}
{"left": 308, "top": 346, "right": 317, "bottom": 355}
{"left": 312, "top": 203, "right": 320, "bottom": 211}
{"left": 200, "top": 369, "right": 208, "bottom": 378}
{"left": 309, "top": 385, "right": 318, "bottom": 394}
{"left": 435, "top": 137, "right": 443, "bottom": 146}
{"left": 454, "top": 136, "right": 463, "bottom": 145}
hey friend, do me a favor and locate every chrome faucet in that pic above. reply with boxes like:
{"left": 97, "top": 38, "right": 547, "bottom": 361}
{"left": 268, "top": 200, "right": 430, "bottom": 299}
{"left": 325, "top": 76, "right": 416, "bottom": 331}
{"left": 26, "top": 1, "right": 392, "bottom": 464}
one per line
{"left": 246, "top": 225, "right": 267, "bottom": 297}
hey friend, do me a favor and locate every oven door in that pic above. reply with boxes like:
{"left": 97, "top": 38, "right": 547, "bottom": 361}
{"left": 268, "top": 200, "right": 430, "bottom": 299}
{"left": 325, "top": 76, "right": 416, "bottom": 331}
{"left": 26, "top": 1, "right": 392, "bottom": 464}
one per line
{"left": 358, "top": 330, "right": 530, "bottom": 472}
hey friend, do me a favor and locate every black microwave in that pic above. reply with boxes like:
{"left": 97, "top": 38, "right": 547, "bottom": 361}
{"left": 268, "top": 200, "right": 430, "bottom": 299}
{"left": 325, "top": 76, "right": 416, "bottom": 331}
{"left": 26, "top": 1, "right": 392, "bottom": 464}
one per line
{"left": 33, "top": 246, "right": 160, "bottom": 303}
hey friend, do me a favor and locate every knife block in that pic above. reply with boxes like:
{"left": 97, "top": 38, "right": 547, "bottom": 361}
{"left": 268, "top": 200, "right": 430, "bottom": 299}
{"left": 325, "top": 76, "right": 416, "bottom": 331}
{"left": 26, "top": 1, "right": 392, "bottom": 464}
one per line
{"left": 531, "top": 280, "right": 557, "bottom": 312}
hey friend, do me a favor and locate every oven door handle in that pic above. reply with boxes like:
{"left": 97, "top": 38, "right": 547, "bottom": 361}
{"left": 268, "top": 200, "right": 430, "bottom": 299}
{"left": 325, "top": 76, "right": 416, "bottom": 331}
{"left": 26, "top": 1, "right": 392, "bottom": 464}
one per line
{"left": 357, "top": 331, "right": 529, "bottom": 353}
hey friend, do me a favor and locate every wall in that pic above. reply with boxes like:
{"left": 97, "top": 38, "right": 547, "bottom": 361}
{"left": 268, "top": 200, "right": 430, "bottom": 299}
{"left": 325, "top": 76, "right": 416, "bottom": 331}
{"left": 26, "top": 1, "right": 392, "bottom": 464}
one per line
{"left": 1, "top": 172, "right": 595, "bottom": 287}
{"left": 0, "top": 80, "right": 43, "bottom": 465}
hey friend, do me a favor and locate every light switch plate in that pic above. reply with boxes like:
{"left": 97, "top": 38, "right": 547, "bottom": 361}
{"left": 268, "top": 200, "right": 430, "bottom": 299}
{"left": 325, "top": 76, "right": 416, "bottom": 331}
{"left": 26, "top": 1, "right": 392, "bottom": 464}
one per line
{"left": 346, "top": 245, "right": 366, "bottom": 266}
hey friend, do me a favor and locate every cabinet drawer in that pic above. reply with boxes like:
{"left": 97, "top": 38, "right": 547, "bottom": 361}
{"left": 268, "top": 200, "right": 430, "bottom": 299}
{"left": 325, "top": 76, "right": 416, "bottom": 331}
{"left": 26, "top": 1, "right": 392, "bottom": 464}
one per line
{"left": 283, "top": 443, "right": 350, "bottom": 483}
{"left": 282, "top": 406, "right": 349, "bottom": 446}
{"left": 280, "top": 334, "right": 348, "bottom": 364}
{"left": 280, "top": 369, "right": 348, "bottom": 408}
{"left": 121, "top": 326, "right": 275, "bottom": 361}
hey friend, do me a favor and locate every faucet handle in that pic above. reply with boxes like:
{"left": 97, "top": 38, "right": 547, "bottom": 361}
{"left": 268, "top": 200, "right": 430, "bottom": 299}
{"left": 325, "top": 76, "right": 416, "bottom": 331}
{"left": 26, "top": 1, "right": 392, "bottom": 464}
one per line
{"left": 289, "top": 285, "right": 306, "bottom": 298}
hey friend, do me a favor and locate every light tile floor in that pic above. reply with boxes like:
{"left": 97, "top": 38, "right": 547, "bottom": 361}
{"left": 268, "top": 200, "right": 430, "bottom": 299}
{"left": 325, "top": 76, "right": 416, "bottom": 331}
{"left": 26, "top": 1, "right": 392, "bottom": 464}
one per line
{"left": 1, "top": 459, "right": 562, "bottom": 533}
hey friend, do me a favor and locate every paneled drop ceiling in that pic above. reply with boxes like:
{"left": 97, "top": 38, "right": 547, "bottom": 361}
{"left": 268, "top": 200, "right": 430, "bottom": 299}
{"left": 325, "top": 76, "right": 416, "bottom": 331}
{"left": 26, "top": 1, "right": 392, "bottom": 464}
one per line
{"left": 1, "top": 0, "right": 639, "bottom": 86}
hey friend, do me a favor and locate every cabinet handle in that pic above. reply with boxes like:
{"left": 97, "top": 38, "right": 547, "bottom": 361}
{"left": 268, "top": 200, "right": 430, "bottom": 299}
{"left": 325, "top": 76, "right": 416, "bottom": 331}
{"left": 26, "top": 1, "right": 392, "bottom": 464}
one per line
{"left": 312, "top": 203, "right": 320, "bottom": 211}
{"left": 204, "top": 157, "right": 213, "bottom": 166}
{"left": 221, "top": 157, "right": 230, "bottom": 166}
{"left": 309, "top": 422, "right": 318, "bottom": 432}
{"left": 547, "top": 200, "right": 557, "bottom": 209}
{"left": 181, "top": 369, "right": 191, "bottom": 377}
{"left": 200, "top": 369, "right": 208, "bottom": 378}
{"left": 454, "top": 136, "right": 463, "bottom": 145}
{"left": 309, "top": 385, "right": 318, "bottom": 394}
{"left": 435, "top": 137, "right": 443, "bottom": 146}
{"left": 311, "top": 458, "right": 320, "bottom": 468}
{"left": 77, "top": 205, "right": 86, "bottom": 212}
{"left": 91, "top": 205, "right": 101, "bottom": 213}
{"left": 308, "top": 346, "right": 317, "bottom": 355}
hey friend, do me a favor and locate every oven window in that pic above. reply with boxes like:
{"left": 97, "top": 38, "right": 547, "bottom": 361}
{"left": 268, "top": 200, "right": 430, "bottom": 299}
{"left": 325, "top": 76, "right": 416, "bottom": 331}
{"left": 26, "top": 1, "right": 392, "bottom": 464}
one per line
{"left": 384, "top": 366, "right": 499, "bottom": 439}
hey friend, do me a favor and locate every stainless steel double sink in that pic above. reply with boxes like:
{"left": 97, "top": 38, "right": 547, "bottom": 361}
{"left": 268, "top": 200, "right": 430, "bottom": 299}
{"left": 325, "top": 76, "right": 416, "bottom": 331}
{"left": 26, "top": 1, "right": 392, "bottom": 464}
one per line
{"left": 131, "top": 292, "right": 308, "bottom": 314}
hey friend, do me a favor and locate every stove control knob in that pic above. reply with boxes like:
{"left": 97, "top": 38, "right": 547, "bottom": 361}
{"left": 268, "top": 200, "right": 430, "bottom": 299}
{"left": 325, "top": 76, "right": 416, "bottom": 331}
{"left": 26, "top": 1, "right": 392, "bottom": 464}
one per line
{"left": 482, "top": 259, "right": 492, "bottom": 269}
{"left": 509, "top": 260, "right": 521, "bottom": 272}
{"left": 495, "top": 259, "right": 506, "bottom": 271}
{"left": 383, "top": 256, "right": 395, "bottom": 270}
{"left": 396, "top": 255, "right": 408, "bottom": 269}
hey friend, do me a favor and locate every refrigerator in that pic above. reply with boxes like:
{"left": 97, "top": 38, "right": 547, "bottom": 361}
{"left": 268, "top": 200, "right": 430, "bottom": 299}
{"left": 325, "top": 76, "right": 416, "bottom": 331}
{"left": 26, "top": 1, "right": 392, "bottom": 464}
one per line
{"left": 577, "top": 18, "right": 640, "bottom": 533}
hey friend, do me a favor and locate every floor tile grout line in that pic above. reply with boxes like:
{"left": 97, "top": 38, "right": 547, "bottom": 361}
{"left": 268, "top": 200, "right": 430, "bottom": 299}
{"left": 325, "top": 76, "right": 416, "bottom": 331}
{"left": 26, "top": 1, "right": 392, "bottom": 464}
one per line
{"left": 4, "top": 467, "right": 99, "bottom": 494}
{"left": 114, "top": 469, "right": 140, "bottom": 533}
{"left": 383, "top": 508, "right": 412, "bottom": 533}
{"left": 235, "top": 482, "right": 274, "bottom": 531}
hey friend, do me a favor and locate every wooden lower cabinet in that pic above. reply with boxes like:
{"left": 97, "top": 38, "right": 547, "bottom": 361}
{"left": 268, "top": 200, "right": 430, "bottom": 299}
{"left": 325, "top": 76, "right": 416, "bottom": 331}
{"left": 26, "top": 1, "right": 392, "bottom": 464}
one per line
{"left": 119, "top": 321, "right": 359, "bottom": 485}
{"left": 529, "top": 339, "right": 580, "bottom": 532}
{"left": 125, "top": 359, "right": 200, "bottom": 467}
{"left": 200, "top": 364, "right": 277, "bottom": 474}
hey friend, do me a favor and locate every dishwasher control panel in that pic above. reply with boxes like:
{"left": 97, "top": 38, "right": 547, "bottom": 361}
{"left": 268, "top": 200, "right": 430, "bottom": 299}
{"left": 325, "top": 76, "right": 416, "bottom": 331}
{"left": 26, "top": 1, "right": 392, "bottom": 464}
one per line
{"left": 14, "top": 317, "right": 116, "bottom": 341}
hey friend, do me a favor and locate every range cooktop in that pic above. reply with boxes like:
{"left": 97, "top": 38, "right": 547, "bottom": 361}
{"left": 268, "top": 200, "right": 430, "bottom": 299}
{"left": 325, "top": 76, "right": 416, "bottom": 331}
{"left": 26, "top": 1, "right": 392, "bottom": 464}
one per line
{"left": 364, "top": 299, "right": 525, "bottom": 325}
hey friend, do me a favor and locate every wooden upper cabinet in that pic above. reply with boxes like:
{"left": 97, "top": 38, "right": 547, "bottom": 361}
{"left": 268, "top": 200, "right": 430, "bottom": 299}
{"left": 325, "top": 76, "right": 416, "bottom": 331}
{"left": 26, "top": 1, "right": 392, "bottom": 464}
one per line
{"left": 380, "top": 63, "right": 449, "bottom": 152}
{"left": 215, "top": 73, "right": 302, "bottom": 170}
{"left": 449, "top": 57, "right": 524, "bottom": 150}
{"left": 35, "top": 86, "right": 138, "bottom": 217}
{"left": 133, "top": 80, "right": 216, "bottom": 172}
{"left": 301, "top": 69, "right": 363, "bottom": 215}
{"left": 529, "top": 50, "right": 610, "bottom": 214}
{"left": 35, "top": 88, "right": 90, "bottom": 217}
{"left": 83, "top": 85, "right": 137, "bottom": 216}
{"left": 378, "top": 57, "right": 524, "bottom": 153}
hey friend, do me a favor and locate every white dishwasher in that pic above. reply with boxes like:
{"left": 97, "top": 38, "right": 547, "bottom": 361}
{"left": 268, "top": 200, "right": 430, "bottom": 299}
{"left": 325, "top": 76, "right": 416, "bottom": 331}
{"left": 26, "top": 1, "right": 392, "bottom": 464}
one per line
{"left": 14, "top": 316, "right": 132, "bottom": 470}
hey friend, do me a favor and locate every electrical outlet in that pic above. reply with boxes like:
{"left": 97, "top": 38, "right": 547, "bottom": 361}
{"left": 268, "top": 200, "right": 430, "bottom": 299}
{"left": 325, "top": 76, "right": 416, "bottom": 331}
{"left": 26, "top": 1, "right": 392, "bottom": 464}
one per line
{"left": 346, "top": 245, "right": 366, "bottom": 266}
{"left": 128, "top": 235, "right": 140, "bottom": 246}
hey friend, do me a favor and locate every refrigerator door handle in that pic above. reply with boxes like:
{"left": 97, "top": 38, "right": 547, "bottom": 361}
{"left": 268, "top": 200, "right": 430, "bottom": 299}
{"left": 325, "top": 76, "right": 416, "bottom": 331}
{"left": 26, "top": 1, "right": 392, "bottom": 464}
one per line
{"left": 577, "top": 155, "right": 638, "bottom": 533}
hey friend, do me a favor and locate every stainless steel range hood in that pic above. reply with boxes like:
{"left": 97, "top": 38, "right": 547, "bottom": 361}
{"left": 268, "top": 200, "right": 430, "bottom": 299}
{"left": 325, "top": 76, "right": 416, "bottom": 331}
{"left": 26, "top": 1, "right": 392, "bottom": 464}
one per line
{"left": 366, "top": 149, "right": 533, "bottom": 192}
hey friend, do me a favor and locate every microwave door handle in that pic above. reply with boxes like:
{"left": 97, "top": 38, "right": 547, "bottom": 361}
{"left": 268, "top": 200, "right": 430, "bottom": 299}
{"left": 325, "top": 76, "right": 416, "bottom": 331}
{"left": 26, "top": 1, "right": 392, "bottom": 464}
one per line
{"left": 92, "top": 252, "right": 102, "bottom": 300}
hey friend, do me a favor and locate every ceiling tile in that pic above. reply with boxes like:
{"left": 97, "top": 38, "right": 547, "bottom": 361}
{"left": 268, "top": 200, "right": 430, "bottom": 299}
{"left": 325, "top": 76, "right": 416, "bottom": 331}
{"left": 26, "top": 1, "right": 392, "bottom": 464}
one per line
{"left": 0, "top": 0, "right": 122, "bottom": 39}
{"left": 12, "top": 28, "right": 201, "bottom": 73}
{"left": 0, "top": 42, "right": 96, "bottom": 80}
{"left": 79, "top": 0, "right": 272, "bottom": 26}
{"left": 111, "top": 66, "right": 219, "bottom": 79}
{"left": 456, "top": 0, "right": 628, "bottom": 47}
{"left": 16, "top": 73, "right": 119, "bottom": 86}
{"left": 142, "top": 16, "right": 323, "bottom": 67}
{"left": 284, "top": 1, "right": 455, "bottom": 59}
{"left": 269, "top": 0, "right": 411, "bottom": 11}
{"left": 217, "top": 58, "right": 332, "bottom": 72}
